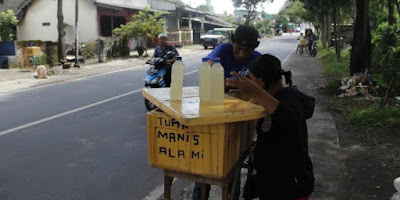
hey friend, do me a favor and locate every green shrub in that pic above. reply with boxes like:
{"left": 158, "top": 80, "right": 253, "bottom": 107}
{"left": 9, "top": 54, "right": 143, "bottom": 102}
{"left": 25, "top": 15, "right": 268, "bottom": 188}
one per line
{"left": 82, "top": 40, "right": 97, "bottom": 59}
{"left": 40, "top": 54, "right": 48, "bottom": 65}
{"left": 348, "top": 106, "right": 400, "bottom": 127}
{"left": 0, "top": 10, "right": 18, "bottom": 41}
{"left": 341, "top": 46, "right": 351, "bottom": 61}
{"left": 325, "top": 79, "right": 342, "bottom": 90}
{"left": 317, "top": 43, "right": 350, "bottom": 80}
{"left": 110, "top": 37, "right": 130, "bottom": 57}
{"left": 371, "top": 21, "right": 400, "bottom": 95}
{"left": 372, "top": 73, "right": 388, "bottom": 89}
{"left": 120, "top": 46, "right": 130, "bottom": 57}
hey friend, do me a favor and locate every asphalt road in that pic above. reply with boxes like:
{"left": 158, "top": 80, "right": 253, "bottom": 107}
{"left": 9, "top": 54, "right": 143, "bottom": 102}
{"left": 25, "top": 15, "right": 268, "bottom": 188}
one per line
{"left": 0, "top": 34, "right": 300, "bottom": 200}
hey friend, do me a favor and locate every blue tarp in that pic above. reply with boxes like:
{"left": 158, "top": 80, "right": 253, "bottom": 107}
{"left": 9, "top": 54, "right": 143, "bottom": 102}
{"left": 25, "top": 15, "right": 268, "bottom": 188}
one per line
{"left": 0, "top": 41, "right": 16, "bottom": 56}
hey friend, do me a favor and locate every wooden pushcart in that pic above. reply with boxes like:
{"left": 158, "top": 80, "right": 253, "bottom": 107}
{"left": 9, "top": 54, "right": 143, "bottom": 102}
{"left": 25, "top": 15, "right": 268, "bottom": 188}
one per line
{"left": 142, "top": 87, "right": 265, "bottom": 200}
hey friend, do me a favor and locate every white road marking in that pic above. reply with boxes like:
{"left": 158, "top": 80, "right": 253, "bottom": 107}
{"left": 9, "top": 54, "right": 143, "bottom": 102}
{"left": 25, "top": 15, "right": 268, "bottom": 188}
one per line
{"left": 0, "top": 89, "right": 142, "bottom": 136}
{"left": 185, "top": 69, "right": 199, "bottom": 76}
{"left": 142, "top": 179, "right": 178, "bottom": 200}
{"left": 282, "top": 47, "right": 297, "bottom": 70}
{"left": 0, "top": 69, "right": 200, "bottom": 136}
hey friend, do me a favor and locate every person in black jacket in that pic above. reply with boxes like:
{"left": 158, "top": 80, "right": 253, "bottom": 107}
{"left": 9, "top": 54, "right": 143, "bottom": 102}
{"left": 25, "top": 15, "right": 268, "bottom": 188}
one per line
{"left": 226, "top": 54, "right": 315, "bottom": 200}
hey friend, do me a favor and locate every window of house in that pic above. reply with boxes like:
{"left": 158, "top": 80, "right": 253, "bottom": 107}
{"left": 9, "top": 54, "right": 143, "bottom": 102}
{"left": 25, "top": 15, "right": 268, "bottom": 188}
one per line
{"left": 0, "top": 0, "right": 4, "bottom": 4}
{"left": 100, "top": 16, "right": 126, "bottom": 37}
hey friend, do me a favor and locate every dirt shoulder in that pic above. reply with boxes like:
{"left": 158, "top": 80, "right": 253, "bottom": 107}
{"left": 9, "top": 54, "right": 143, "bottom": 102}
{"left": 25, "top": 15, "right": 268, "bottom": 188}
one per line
{"left": 324, "top": 94, "right": 400, "bottom": 199}
{"left": 286, "top": 52, "right": 399, "bottom": 200}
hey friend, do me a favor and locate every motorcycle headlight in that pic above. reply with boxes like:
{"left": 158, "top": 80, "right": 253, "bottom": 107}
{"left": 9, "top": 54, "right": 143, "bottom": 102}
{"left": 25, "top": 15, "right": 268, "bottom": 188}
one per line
{"left": 150, "top": 77, "right": 159, "bottom": 84}
{"left": 144, "top": 77, "right": 150, "bottom": 84}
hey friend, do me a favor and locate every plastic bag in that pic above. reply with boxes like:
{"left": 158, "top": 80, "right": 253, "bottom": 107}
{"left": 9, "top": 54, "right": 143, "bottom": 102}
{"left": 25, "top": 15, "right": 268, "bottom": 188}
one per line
{"left": 391, "top": 177, "right": 400, "bottom": 200}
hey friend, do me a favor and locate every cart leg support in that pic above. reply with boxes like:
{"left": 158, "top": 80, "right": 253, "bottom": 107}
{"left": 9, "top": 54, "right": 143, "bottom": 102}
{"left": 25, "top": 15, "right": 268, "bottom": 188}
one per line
{"left": 162, "top": 175, "right": 174, "bottom": 200}
{"left": 161, "top": 142, "right": 256, "bottom": 200}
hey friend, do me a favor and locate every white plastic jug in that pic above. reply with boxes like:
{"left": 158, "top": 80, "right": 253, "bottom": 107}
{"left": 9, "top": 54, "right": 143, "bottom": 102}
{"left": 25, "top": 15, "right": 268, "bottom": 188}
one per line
{"left": 170, "top": 57, "right": 184, "bottom": 101}
{"left": 199, "top": 57, "right": 211, "bottom": 102}
{"left": 211, "top": 58, "right": 224, "bottom": 105}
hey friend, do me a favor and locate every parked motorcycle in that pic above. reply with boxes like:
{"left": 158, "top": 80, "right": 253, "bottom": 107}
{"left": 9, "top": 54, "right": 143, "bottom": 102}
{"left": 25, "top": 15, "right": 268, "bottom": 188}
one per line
{"left": 144, "top": 51, "right": 175, "bottom": 111}
{"left": 309, "top": 41, "right": 317, "bottom": 57}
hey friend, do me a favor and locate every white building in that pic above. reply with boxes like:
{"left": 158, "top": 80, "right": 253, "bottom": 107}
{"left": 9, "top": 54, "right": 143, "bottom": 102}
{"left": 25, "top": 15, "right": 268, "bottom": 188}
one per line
{"left": 3, "top": 0, "right": 232, "bottom": 45}
{"left": 16, "top": 0, "right": 98, "bottom": 43}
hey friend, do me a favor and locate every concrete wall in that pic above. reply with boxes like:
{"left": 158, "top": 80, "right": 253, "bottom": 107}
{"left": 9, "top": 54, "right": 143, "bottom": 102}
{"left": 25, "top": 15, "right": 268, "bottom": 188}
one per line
{"left": 17, "top": 0, "right": 98, "bottom": 43}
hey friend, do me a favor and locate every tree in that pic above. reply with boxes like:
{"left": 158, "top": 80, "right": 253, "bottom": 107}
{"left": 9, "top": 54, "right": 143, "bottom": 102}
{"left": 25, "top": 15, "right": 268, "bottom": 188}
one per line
{"left": 388, "top": 0, "right": 396, "bottom": 25}
{"left": 350, "top": 0, "right": 371, "bottom": 75}
{"left": 300, "top": 0, "right": 333, "bottom": 47}
{"left": 232, "top": 0, "right": 273, "bottom": 25}
{"left": 282, "top": 1, "right": 306, "bottom": 24}
{"left": 197, "top": 5, "right": 214, "bottom": 12}
{"left": 261, "top": 10, "right": 267, "bottom": 18}
{"left": 396, "top": 0, "right": 400, "bottom": 17}
{"left": 371, "top": 21, "right": 400, "bottom": 94}
{"left": 300, "top": 0, "right": 354, "bottom": 59}
{"left": 113, "top": 8, "right": 165, "bottom": 55}
{"left": 274, "top": 14, "right": 289, "bottom": 30}
{"left": 221, "top": 15, "right": 236, "bottom": 25}
{"left": 0, "top": 10, "right": 18, "bottom": 41}
{"left": 57, "top": 0, "right": 66, "bottom": 62}
{"left": 254, "top": 18, "right": 272, "bottom": 35}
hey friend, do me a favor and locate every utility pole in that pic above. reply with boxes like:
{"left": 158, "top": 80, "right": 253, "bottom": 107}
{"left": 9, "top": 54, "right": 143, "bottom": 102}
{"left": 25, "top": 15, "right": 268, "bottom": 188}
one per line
{"left": 57, "top": 0, "right": 66, "bottom": 63}
{"left": 75, "top": 0, "right": 80, "bottom": 67}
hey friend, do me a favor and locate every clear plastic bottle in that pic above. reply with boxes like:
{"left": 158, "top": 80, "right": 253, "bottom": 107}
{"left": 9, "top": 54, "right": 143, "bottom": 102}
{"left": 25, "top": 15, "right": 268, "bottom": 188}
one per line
{"left": 211, "top": 58, "right": 224, "bottom": 105}
{"left": 170, "top": 57, "right": 184, "bottom": 101}
{"left": 199, "top": 57, "right": 211, "bottom": 102}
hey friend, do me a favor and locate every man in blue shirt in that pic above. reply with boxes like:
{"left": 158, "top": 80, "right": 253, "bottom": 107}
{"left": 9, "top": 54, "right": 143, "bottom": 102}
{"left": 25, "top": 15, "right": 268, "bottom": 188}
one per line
{"left": 152, "top": 33, "right": 179, "bottom": 87}
{"left": 193, "top": 25, "right": 261, "bottom": 200}
{"left": 206, "top": 25, "right": 261, "bottom": 81}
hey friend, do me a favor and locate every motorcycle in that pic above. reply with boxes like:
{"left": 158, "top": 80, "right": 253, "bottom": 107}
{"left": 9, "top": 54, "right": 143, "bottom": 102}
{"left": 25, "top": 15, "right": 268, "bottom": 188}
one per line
{"left": 309, "top": 41, "right": 317, "bottom": 57}
{"left": 144, "top": 51, "right": 175, "bottom": 111}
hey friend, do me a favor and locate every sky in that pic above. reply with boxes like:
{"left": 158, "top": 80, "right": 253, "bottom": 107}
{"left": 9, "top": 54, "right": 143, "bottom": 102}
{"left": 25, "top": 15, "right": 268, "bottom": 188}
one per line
{"left": 181, "top": 0, "right": 286, "bottom": 15}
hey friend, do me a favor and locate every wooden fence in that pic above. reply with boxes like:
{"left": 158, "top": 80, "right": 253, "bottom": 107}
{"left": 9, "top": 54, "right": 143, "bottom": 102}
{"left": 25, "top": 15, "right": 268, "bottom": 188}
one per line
{"left": 168, "top": 30, "right": 193, "bottom": 47}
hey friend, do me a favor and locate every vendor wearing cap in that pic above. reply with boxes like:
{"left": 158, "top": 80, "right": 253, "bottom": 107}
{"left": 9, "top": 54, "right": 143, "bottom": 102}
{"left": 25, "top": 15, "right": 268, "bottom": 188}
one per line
{"left": 153, "top": 33, "right": 179, "bottom": 87}
{"left": 206, "top": 25, "right": 261, "bottom": 82}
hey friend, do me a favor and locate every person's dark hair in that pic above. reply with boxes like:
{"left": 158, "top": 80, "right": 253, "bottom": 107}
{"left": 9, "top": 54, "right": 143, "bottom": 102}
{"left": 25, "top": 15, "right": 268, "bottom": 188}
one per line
{"left": 249, "top": 54, "right": 292, "bottom": 89}
{"left": 232, "top": 25, "right": 260, "bottom": 49}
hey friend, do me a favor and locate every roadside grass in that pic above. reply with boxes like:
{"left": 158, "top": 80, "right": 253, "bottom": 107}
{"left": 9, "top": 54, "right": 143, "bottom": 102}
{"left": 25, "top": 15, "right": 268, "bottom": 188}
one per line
{"left": 348, "top": 105, "right": 400, "bottom": 127}
{"left": 318, "top": 43, "right": 400, "bottom": 128}
{"left": 317, "top": 43, "right": 350, "bottom": 90}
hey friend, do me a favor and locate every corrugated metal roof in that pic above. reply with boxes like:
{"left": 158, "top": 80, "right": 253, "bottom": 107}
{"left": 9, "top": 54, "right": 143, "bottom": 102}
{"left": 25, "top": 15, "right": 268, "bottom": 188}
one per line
{"left": 95, "top": 0, "right": 167, "bottom": 13}
{"left": 150, "top": 0, "right": 175, "bottom": 11}
{"left": 0, "top": 0, "right": 29, "bottom": 14}
{"left": 206, "top": 15, "right": 233, "bottom": 27}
